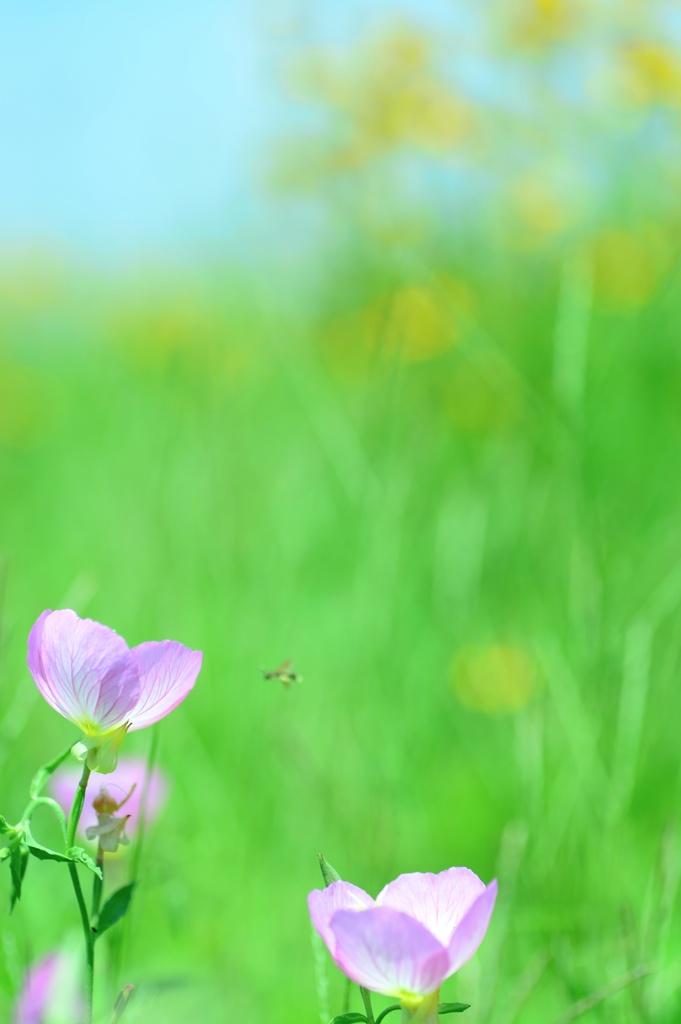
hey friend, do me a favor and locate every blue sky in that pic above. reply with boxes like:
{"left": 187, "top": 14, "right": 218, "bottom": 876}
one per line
{"left": 2, "top": 2, "right": 271, "bottom": 258}
{"left": 7, "top": 1, "right": 667, "bottom": 266}
{"left": 0, "top": 0, "right": 471, "bottom": 263}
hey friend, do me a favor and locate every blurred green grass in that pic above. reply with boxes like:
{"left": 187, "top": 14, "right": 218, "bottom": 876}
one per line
{"left": 0, "top": 232, "right": 680, "bottom": 1024}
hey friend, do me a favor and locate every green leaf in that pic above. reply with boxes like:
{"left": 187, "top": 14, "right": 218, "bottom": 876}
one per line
{"left": 94, "top": 882, "right": 136, "bottom": 936}
{"left": 0, "top": 814, "right": 15, "bottom": 836}
{"left": 318, "top": 853, "right": 342, "bottom": 887}
{"left": 20, "top": 830, "right": 103, "bottom": 877}
{"left": 438, "top": 1004, "right": 470, "bottom": 1015}
{"left": 67, "top": 847, "right": 103, "bottom": 880}
{"left": 9, "top": 841, "right": 29, "bottom": 913}
{"left": 24, "top": 825, "right": 72, "bottom": 864}
{"left": 330, "top": 1015, "right": 367, "bottom": 1023}
{"left": 23, "top": 822, "right": 77, "bottom": 866}
{"left": 26, "top": 842, "right": 73, "bottom": 864}
{"left": 375, "top": 1006, "right": 401, "bottom": 1024}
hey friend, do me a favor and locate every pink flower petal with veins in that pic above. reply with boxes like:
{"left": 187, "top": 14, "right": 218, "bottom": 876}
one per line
{"left": 447, "top": 880, "right": 498, "bottom": 974}
{"left": 330, "top": 907, "right": 450, "bottom": 997}
{"left": 127, "top": 641, "right": 202, "bottom": 731}
{"left": 376, "top": 868, "right": 487, "bottom": 947}
{"left": 27, "top": 611, "right": 202, "bottom": 739}
{"left": 309, "top": 867, "right": 497, "bottom": 1000}
{"left": 308, "top": 881, "right": 375, "bottom": 952}
{"left": 27, "top": 610, "right": 140, "bottom": 734}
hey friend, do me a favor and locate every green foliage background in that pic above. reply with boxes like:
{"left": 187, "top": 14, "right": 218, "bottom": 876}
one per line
{"left": 2, "top": 9, "right": 681, "bottom": 1022}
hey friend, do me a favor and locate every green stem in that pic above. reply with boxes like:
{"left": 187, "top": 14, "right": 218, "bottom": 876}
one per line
{"left": 92, "top": 844, "right": 104, "bottom": 925}
{"left": 361, "top": 987, "right": 376, "bottom": 1024}
{"left": 21, "top": 796, "right": 67, "bottom": 838}
{"left": 375, "top": 1006, "right": 401, "bottom": 1024}
{"left": 65, "top": 764, "right": 91, "bottom": 849}
{"left": 69, "top": 861, "right": 94, "bottom": 1012}
{"left": 66, "top": 763, "right": 94, "bottom": 1024}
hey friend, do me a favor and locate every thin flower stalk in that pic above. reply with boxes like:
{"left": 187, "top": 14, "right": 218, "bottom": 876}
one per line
{"left": 65, "top": 763, "right": 94, "bottom": 1024}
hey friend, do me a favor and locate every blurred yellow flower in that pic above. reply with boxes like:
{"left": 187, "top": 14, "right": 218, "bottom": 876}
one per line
{"left": 383, "top": 284, "right": 458, "bottom": 363}
{"left": 452, "top": 644, "right": 539, "bottom": 714}
{"left": 110, "top": 294, "right": 253, "bottom": 388}
{"left": 504, "top": 0, "right": 583, "bottom": 50}
{"left": 588, "top": 223, "right": 674, "bottom": 309}
{"left": 505, "top": 172, "right": 583, "bottom": 248}
{"left": 283, "top": 24, "right": 474, "bottom": 177}
{"left": 618, "top": 42, "right": 681, "bottom": 108}
{"left": 321, "top": 277, "right": 474, "bottom": 379}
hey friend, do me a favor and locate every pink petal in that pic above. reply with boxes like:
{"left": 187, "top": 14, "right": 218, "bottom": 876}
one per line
{"left": 330, "top": 907, "right": 449, "bottom": 997}
{"left": 308, "top": 881, "right": 375, "bottom": 952}
{"left": 376, "top": 868, "right": 487, "bottom": 947}
{"left": 14, "top": 952, "right": 60, "bottom": 1024}
{"left": 27, "top": 610, "right": 140, "bottom": 733}
{"left": 127, "top": 641, "right": 202, "bottom": 731}
{"left": 50, "top": 757, "right": 168, "bottom": 838}
{"left": 447, "top": 880, "right": 498, "bottom": 975}
{"left": 14, "top": 950, "right": 84, "bottom": 1024}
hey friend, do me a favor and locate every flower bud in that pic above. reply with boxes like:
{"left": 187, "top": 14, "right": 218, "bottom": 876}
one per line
{"left": 92, "top": 791, "right": 120, "bottom": 815}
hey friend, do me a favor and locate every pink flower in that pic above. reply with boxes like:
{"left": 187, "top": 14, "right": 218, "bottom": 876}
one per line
{"left": 308, "top": 868, "right": 497, "bottom": 1006}
{"left": 49, "top": 757, "right": 168, "bottom": 843}
{"left": 27, "top": 610, "right": 202, "bottom": 771}
{"left": 14, "top": 950, "right": 84, "bottom": 1024}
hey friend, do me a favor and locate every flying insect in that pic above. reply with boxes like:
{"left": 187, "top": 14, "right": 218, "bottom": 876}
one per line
{"left": 262, "top": 659, "right": 302, "bottom": 688}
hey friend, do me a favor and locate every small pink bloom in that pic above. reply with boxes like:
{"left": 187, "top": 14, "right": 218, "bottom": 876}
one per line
{"left": 14, "top": 951, "right": 84, "bottom": 1024}
{"left": 308, "top": 868, "right": 497, "bottom": 1001}
{"left": 28, "top": 610, "right": 202, "bottom": 770}
{"left": 50, "top": 757, "right": 168, "bottom": 841}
